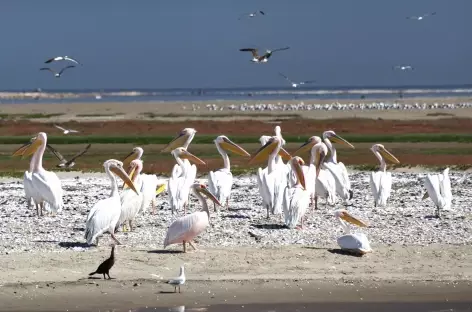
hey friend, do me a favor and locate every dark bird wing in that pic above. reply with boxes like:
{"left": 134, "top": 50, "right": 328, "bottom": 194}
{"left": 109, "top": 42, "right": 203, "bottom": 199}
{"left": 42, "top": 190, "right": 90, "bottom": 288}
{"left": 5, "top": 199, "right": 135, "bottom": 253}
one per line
{"left": 278, "top": 72, "right": 292, "bottom": 83}
{"left": 67, "top": 144, "right": 91, "bottom": 164}
{"left": 271, "top": 46, "right": 290, "bottom": 53}
{"left": 46, "top": 144, "right": 67, "bottom": 163}
{"left": 425, "top": 12, "right": 436, "bottom": 17}
{"left": 44, "top": 57, "right": 59, "bottom": 64}
{"left": 59, "top": 65, "right": 76, "bottom": 75}
{"left": 259, "top": 11, "right": 265, "bottom": 15}
{"left": 40, "top": 67, "right": 56, "bottom": 74}
{"left": 239, "top": 48, "right": 259, "bottom": 58}
{"left": 301, "top": 80, "right": 316, "bottom": 84}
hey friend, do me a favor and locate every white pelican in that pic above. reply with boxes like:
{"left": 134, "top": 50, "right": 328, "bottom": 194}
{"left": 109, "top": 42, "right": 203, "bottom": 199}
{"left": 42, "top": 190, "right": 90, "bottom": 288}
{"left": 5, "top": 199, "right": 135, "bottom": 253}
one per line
{"left": 334, "top": 209, "right": 372, "bottom": 255}
{"left": 40, "top": 66, "right": 75, "bottom": 78}
{"left": 85, "top": 159, "right": 138, "bottom": 246}
{"left": 14, "top": 132, "right": 63, "bottom": 216}
{"left": 283, "top": 157, "right": 309, "bottom": 229}
{"left": 239, "top": 47, "right": 290, "bottom": 63}
{"left": 54, "top": 124, "right": 80, "bottom": 135}
{"left": 250, "top": 136, "right": 291, "bottom": 218}
{"left": 293, "top": 137, "right": 334, "bottom": 209}
{"left": 322, "top": 130, "right": 355, "bottom": 202}
{"left": 168, "top": 147, "right": 206, "bottom": 214}
{"left": 423, "top": 168, "right": 452, "bottom": 218}
{"left": 163, "top": 184, "right": 221, "bottom": 252}
{"left": 45, "top": 55, "right": 82, "bottom": 65}
{"left": 117, "top": 159, "right": 144, "bottom": 232}
{"left": 369, "top": 144, "right": 400, "bottom": 207}
{"left": 208, "top": 135, "right": 251, "bottom": 210}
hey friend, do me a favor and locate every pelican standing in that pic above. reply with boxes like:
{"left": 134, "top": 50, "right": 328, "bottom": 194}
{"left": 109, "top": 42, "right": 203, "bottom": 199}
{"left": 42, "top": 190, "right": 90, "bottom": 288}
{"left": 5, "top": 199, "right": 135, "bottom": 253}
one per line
{"left": 117, "top": 159, "right": 145, "bottom": 232}
{"left": 282, "top": 157, "right": 309, "bottom": 229}
{"left": 168, "top": 148, "right": 206, "bottom": 214}
{"left": 369, "top": 144, "right": 400, "bottom": 207}
{"left": 13, "top": 132, "right": 63, "bottom": 216}
{"left": 334, "top": 209, "right": 372, "bottom": 255}
{"left": 85, "top": 159, "right": 138, "bottom": 246}
{"left": 322, "top": 130, "right": 355, "bottom": 202}
{"left": 163, "top": 184, "right": 221, "bottom": 252}
{"left": 250, "top": 136, "right": 291, "bottom": 218}
{"left": 208, "top": 135, "right": 251, "bottom": 210}
{"left": 423, "top": 168, "right": 452, "bottom": 218}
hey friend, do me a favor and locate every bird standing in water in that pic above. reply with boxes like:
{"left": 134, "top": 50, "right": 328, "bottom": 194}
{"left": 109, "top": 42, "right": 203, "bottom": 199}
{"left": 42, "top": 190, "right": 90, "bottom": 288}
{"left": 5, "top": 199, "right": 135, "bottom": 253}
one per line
{"left": 89, "top": 245, "right": 116, "bottom": 279}
{"left": 167, "top": 266, "right": 186, "bottom": 293}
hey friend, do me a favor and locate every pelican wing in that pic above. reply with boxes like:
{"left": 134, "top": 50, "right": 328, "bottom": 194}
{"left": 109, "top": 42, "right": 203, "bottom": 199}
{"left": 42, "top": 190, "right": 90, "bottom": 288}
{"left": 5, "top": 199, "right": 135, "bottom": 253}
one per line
{"left": 370, "top": 171, "right": 392, "bottom": 207}
{"left": 117, "top": 177, "right": 144, "bottom": 229}
{"left": 316, "top": 169, "right": 336, "bottom": 205}
{"left": 140, "top": 173, "right": 160, "bottom": 213}
{"left": 208, "top": 169, "right": 232, "bottom": 204}
{"left": 283, "top": 185, "right": 309, "bottom": 229}
{"left": 31, "top": 171, "right": 63, "bottom": 213}
{"left": 85, "top": 196, "right": 121, "bottom": 244}
{"left": 301, "top": 165, "right": 316, "bottom": 201}
{"left": 424, "top": 173, "right": 446, "bottom": 209}
{"left": 257, "top": 167, "right": 269, "bottom": 207}
{"left": 439, "top": 168, "right": 452, "bottom": 210}
{"left": 323, "top": 162, "right": 350, "bottom": 200}
{"left": 337, "top": 162, "right": 351, "bottom": 190}
{"left": 163, "top": 211, "right": 209, "bottom": 247}
{"left": 337, "top": 233, "right": 371, "bottom": 253}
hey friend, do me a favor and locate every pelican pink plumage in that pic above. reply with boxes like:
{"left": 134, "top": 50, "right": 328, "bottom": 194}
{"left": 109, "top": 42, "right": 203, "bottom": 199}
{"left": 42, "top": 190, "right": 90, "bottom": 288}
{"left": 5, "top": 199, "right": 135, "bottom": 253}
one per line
{"left": 163, "top": 184, "right": 221, "bottom": 252}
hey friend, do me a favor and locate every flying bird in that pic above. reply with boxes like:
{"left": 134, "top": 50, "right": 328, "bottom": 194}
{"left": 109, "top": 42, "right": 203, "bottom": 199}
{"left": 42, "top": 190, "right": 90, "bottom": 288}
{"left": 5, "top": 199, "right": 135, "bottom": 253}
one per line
{"left": 54, "top": 124, "right": 79, "bottom": 135}
{"left": 406, "top": 12, "right": 436, "bottom": 20}
{"left": 238, "top": 10, "right": 265, "bottom": 20}
{"left": 89, "top": 245, "right": 116, "bottom": 279}
{"left": 167, "top": 266, "right": 186, "bottom": 293}
{"left": 239, "top": 47, "right": 290, "bottom": 63}
{"left": 279, "top": 73, "right": 316, "bottom": 88}
{"left": 40, "top": 66, "right": 75, "bottom": 78}
{"left": 46, "top": 144, "right": 91, "bottom": 168}
{"left": 393, "top": 65, "right": 413, "bottom": 71}
{"left": 45, "top": 56, "right": 82, "bottom": 65}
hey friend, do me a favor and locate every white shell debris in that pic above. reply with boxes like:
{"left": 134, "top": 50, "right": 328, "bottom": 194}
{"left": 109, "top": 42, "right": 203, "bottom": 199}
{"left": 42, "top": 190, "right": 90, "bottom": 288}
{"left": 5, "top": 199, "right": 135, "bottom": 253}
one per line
{"left": 0, "top": 171, "right": 471, "bottom": 254}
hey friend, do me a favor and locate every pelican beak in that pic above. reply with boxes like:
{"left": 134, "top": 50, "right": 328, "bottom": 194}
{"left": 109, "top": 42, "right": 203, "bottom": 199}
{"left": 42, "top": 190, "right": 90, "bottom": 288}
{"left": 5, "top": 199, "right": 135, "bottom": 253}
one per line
{"left": 22, "top": 137, "right": 43, "bottom": 157}
{"left": 340, "top": 211, "right": 368, "bottom": 227}
{"left": 315, "top": 149, "right": 326, "bottom": 178}
{"left": 162, "top": 131, "right": 192, "bottom": 153}
{"left": 122, "top": 150, "right": 138, "bottom": 168}
{"left": 156, "top": 183, "right": 167, "bottom": 195}
{"left": 220, "top": 137, "right": 251, "bottom": 157}
{"left": 249, "top": 139, "right": 277, "bottom": 164}
{"left": 293, "top": 140, "right": 316, "bottom": 156}
{"left": 279, "top": 147, "right": 292, "bottom": 161}
{"left": 111, "top": 165, "right": 139, "bottom": 194}
{"left": 198, "top": 185, "right": 222, "bottom": 206}
{"left": 293, "top": 158, "right": 306, "bottom": 190}
{"left": 330, "top": 134, "right": 355, "bottom": 149}
{"left": 379, "top": 147, "right": 400, "bottom": 164}
{"left": 181, "top": 150, "right": 206, "bottom": 165}
{"left": 12, "top": 142, "right": 32, "bottom": 157}
{"left": 122, "top": 165, "right": 138, "bottom": 189}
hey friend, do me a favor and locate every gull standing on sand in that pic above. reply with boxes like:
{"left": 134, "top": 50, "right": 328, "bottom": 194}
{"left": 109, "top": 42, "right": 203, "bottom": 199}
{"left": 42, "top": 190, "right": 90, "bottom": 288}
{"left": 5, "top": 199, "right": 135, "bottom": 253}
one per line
{"left": 45, "top": 56, "right": 82, "bottom": 65}
{"left": 208, "top": 135, "right": 251, "bottom": 210}
{"left": 238, "top": 10, "right": 265, "bottom": 20}
{"left": 54, "top": 124, "right": 79, "bottom": 135}
{"left": 12, "top": 132, "right": 63, "bottom": 216}
{"left": 164, "top": 184, "right": 221, "bottom": 252}
{"left": 40, "top": 66, "right": 76, "bottom": 78}
{"left": 369, "top": 144, "right": 400, "bottom": 207}
{"left": 46, "top": 144, "right": 91, "bottom": 168}
{"left": 422, "top": 168, "right": 452, "bottom": 218}
{"left": 239, "top": 47, "right": 290, "bottom": 63}
{"left": 334, "top": 209, "right": 372, "bottom": 255}
{"left": 167, "top": 266, "right": 186, "bottom": 293}
{"left": 279, "top": 73, "right": 316, "bottom": 88}
{"left": 85, "top": 159, "right": 138, "bottom": 246}
{"left": 406, "top": 12, "right": 436, "bottom": 20}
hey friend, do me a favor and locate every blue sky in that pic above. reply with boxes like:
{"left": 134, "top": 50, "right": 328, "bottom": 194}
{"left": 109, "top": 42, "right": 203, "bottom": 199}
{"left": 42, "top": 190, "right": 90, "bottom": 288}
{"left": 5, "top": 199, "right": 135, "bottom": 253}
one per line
{"left": 0, "top": 0, "right": 470, "bottom": 90}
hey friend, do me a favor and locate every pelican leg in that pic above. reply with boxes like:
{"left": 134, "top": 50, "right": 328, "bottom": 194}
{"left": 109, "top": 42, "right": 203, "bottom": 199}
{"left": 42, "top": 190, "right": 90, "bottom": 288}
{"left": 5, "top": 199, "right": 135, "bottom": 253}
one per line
{"left": 266, "top": 205, "right": 270, "bottom": 219}
{"left": 184, "top": 203, "right": 187, "bottom": 215}
{"left": 183, "top": 241, "right": 187, "bottom": 253}
{"left": 110, "top": 233, "right": 122, "bottom": 245}
{"left": 314, "top": 196, "right": 318, "bottom": 211}
{"left": 174, "top": 286, "right": 177, "bottom": 293}
{"left": 151, "top": 198, "right": 157, "bottom": 215}
{"left": 189, "top": 241, "right": 198, "bottom": 251}
{"left": 95, "top": 237, "right": 99, "bottom": 247}
{"left": 179, "top": 285, "right": 181, "bottom": 293}
{"left": 40, "top": 203, "right": 44, "bottom": 217}
{"left": 226, "top": 198, "right": 229, "bottom": 210}
{"left": 129, "top": 220, "right": 134, "bottom": 232}
{"left": 213, "top": 202, "right": 217, "bottom": 213}
{"left": 35, "top": 204, "right": 40, "bottom": 216}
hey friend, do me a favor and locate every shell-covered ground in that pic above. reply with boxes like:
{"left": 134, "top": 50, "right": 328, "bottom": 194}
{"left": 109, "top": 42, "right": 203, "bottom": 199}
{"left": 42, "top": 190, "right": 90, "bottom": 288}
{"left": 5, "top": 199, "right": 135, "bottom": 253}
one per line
{"left": 0, "top": 170, "right": 471, "bottom": 254}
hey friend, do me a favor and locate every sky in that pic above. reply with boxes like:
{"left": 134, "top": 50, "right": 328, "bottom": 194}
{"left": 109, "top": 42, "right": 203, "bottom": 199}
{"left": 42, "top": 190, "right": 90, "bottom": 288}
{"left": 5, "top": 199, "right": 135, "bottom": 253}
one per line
{"left": 0, "top": 0, "right": 471, "bottom": 90}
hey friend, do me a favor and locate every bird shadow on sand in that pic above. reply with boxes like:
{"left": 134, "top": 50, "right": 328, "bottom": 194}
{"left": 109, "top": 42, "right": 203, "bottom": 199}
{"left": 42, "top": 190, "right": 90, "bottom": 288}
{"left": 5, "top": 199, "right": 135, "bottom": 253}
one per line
{"left": 302, "top": 246, "right": 331, "bottom": 251}
{"left": 147, "top": 250, "right": 183, "bottom": 254}
{"left": 424, "top": 215, "right": 441, "bottom": 220}
{"left": 228, "top": 207, "right": 252, "bottom": 212}
{"left": 159, "top": 290, "right": 179, "bottom": 294}
{"left": 328, "top": 248, "right": 364, "bottom": 258}
{"left": 251, "top": 223, "right": 286, "bottom": 230}
{"left": 58, "top": 241, "right": 91, "bottom": 248}
{"left": 33, "top": 240, "right": 59, "bottom": 244}
{"left": 222, "top": 214, "right": 251, "bottom": 219}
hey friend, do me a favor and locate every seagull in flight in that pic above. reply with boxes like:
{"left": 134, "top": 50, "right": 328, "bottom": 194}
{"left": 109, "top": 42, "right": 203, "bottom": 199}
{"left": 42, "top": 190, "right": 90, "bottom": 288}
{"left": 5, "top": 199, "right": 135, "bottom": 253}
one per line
{"left": 279, "top": 73, "right": 316, "bottom": 88}
{"left": 406, "top": 12, "right": 436, "bottom": 20}
{"left": 45, "top": 56, "right": 82, "bottom": 65}
{"left": 238, "top": 10, "right": 265, "bottom": 20}
{"left": 46, "top": 144, "right": 91, "bottom": 168}
{"left": 54, "top": 124, "right": 80, "bottom": 134}
{"left": 393, "top": 65, "right": 413, "bottom": 71}
{"left": 40, "top": 66, "right": 75, "bottom": 78}
{"left": 239, "top": 47, "right": 290, "bottom": 63}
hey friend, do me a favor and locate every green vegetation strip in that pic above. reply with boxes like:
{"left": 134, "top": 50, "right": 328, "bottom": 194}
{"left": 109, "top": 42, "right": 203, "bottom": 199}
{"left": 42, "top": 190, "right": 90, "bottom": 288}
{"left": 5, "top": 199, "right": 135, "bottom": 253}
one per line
{"left": 2, "top": 133, "right": 472, "bottom": 145}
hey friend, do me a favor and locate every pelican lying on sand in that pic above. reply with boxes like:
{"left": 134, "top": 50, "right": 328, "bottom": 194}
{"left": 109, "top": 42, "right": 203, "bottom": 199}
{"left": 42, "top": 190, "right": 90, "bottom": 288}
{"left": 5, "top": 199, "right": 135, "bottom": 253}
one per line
{"left": 334, "top": 209, "right": 371, "bottom": 254}
{"left": 85, "top": 159, "right": 138, "bottom": 246}
{"left": 208, "top": 135, "right": 251, "bottom": 210}
{"left": 369, "top": 144, "right": 400, "bottom": 207}
{"left": 164, "top": 184, "right": 221, "bottom": 252}
{"left": 423, "top": 168, "right": 452, "bottom": 218}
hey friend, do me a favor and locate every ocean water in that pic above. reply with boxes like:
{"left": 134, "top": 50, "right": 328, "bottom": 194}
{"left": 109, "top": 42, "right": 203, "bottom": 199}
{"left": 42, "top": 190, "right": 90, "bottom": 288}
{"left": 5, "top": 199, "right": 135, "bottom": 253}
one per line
{"left": 2, "top": 84, "right": 472, "bottom": 104}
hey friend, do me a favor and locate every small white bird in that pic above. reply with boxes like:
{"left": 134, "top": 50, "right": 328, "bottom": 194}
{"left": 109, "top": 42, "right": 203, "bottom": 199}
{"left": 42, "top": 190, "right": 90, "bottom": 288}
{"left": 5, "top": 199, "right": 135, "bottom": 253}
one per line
{"left": 167, "top": 266, "right": 186, "bottom": 293}
{"left": 40, "top": 66, "right": 75, "bottom": 78}
{"left": 393, "top": 65, "right": 413, "bottom": 71}
{"left": 238, "top": 10, "right": 265, "bottom": 20}
{"left": 45, "top": 56, "right": 82, "bottom": 65}
{"left": 406, "top": 12, "right": 436, "bottom": 20}
{"left": 54, "top": 124, "right": 79, "bottom": 135}
{"left": 279, "top": 72, "right": 316, "bottom": 88}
